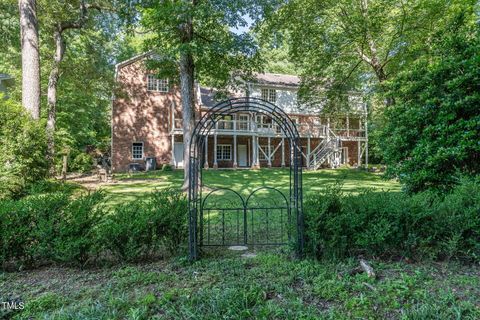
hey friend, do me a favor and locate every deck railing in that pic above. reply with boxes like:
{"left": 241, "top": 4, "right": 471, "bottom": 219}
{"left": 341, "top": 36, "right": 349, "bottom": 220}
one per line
{"left": 172, "top": 118, "right": 365, "bottom": 139}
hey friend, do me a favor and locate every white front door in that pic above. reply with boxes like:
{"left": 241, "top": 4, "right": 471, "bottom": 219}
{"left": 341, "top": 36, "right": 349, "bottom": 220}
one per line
{"left": 174, "top": 142, "right": 184, "bottom": 168}
{"left": 238, "top": 145, "right": 247, "bottom": 167}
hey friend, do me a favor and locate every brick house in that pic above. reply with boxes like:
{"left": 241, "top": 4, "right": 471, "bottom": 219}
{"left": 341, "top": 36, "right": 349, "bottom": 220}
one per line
{"left": 111, "top": 53, "right": 368, "bottom": 172}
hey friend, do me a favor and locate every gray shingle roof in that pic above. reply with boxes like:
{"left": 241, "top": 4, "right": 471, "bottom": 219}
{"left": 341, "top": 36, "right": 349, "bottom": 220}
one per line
{"left": 253, "top": 73, "right": 300, "bottom": 87}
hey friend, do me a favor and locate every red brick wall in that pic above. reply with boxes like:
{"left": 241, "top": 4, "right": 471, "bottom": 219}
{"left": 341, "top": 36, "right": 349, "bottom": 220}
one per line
{"left": 112, "top": 59, "right": 183, "bottom": 172}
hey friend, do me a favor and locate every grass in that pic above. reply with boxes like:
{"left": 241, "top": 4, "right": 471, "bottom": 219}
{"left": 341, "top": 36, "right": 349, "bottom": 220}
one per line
{"left": 2, "top": 253, "right": 479, "bottom": 319}
{"left": 104, "top": 168, "right": 400, "bottom": 206}
{"left": 2, "top": 169, "right": 478, "bottom": 319}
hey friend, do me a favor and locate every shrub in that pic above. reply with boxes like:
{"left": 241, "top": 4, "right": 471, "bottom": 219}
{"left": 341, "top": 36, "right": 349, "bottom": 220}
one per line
{"left": 100, "top": 200, "right": 156, "bottom": 262}
{"left": 53, "top": 191, "right": 106, "bottom": 265}
{"left": 0, "top": 97, "right": 48, "bottom": 199}
{"left": 0, "top": 191, "right": 105, "bottom": 269}
{"left": 161, "top": 164, "right": 173, "bottom": 172}
{"left": 69, "top": 152, "right": 94, "bottom": 173}
{"left": 149, "top": 188, "right": 188, "bottom": 254}
{"left": 100, "top": 188, "right": 187, "bottom": 261}
{"left": 304, "top": 177, "right": 480, "bottom": 261}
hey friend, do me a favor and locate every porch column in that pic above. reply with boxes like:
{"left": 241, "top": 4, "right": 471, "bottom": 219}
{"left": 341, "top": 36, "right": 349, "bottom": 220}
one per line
{"left": 204, "top": 135, "right": 209, "bottom": 169}
{"left": 357, "top": 140, "right": 361, "bottom": 167}
{"left": 171, "top": 134, "right": 175, "bottom": 166}
{"left": 281, "top": 137, "right": 285, "bottom": 167}
{"left": 213, "top": 133, "right": 218, "bottom": 169}
{"left": 233, "top": 134, "right": 238, "bottom": 168}
{"left": 267, "top": 136, "right": 272, "bottom": 167}
{"left": 256, "top": 136, "right": 260, "bottom": 168}
{"left": 306, "top": 136, "right": 311, "bottom": 169}
{"left": 346, "top": 114, "right": 350, "bottom": 137}
{"left": 251, "top": 134, "right": 256, "bottom": 169}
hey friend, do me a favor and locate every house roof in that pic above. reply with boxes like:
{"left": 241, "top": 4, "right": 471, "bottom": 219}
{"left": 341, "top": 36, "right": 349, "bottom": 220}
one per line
{"left": 252, "top": 73, "right": 300, "bottom": 87}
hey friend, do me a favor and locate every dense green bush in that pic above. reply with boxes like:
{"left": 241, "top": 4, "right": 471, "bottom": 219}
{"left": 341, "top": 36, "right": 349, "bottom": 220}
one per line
{"left": 304, "top": 178, "right": 480, "bottom": 261}
{"left": 0, "top": 191, "right": 105, "bottom": 268}
{"left": 100, "top": 188, "right": 188, "bottom": 261}
{"left": 0, "top": 188, "right": 187, "bottom": 269}
{"left": 0, "top": 97, "right": 48, "bottom": 199}
{"left": 379, "top": 17, "right": 480, "bottom": 192}
{"left": 69, "top": 152, "right": 94, "bottom": 173}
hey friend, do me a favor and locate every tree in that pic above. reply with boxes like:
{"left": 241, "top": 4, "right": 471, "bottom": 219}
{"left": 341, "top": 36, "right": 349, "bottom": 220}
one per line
{"left": 265, "top": 0, "right": 452, "bottom": 106}
{"left": 18, "top": 0, "right": 41, "bottom": 119}
{"left": 379, "top": 10, "right": 480, "bottom": 192}
{"left": 141, "top": 0, "right": 275, "bottom": 188}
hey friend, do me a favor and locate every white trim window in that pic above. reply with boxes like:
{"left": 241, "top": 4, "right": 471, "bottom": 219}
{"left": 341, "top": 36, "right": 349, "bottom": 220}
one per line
{"left": 147, "top": 74, "right": 169, "bottom": 92}
{"left": 216, "top": 144, "right": 232, "bottom": 160}
{"left": 132, "top": 142, "right": 144, "bottom": 160}
{"left": 261, "top": 88, "right": 277, "bottom": 103}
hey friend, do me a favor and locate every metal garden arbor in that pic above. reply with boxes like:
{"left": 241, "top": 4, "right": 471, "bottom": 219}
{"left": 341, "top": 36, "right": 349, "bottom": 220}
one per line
{"left": 188, "top": 97, "right": 304, "bottom": 260}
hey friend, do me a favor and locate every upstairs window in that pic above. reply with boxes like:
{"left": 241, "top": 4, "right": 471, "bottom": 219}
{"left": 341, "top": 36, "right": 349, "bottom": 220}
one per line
{"left": 132, "top": 142, "right": 144, "bottom": 160}
{"left": 147, "top": 74, "right": 169, "bottom": 92}
{"left": 261, "top": 88, "right": 277, "bottom": 103}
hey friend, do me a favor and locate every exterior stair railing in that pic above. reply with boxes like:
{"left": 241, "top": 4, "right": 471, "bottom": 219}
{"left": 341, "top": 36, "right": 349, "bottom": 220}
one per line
{"left": 308, "top": 127, "right": 340, "bottom": 170}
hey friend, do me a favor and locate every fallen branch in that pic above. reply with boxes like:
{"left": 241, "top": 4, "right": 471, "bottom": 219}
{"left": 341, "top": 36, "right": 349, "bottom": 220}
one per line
{"left": 359, "top": 258, "right": 376, "bottom": 278}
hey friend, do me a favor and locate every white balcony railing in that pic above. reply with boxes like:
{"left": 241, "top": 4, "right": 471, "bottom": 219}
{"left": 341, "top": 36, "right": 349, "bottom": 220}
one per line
{"left": 172, "top": 118, "right": 366, "bottom": 139}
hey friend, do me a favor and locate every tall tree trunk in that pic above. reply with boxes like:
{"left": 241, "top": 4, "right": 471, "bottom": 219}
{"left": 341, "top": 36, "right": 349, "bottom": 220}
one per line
{"left": 180, "top": 2, "right": 195, "bottom": 190}
{"left": 18, "top": 0, "right": 40, "bottom": 119}
{"left": 180, "top": 50, "right": 195, "bottom": 191}
{"left": 46, "top": 28, "right": 66, "bottom": 176}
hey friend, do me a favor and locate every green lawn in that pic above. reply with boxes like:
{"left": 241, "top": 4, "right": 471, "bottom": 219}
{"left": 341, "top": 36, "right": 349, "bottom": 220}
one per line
{"left": 104, "top": 168, "right": 400, "bottom": 206}
{"left": 2, "top": 253, "right": 479, "bottom": 319}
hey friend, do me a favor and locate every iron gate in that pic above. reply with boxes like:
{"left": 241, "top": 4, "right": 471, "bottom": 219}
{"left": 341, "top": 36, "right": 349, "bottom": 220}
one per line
{"left": 188, "top": 97, "right": 304, "bottom": 260}
{"left": 201, "top": 187, "right": 291, "bottom": 246}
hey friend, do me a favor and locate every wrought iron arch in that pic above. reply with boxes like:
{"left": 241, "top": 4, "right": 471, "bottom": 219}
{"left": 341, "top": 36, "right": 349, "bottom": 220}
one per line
{"left": 188, "top": 97, "right": 304, "bottom": 260}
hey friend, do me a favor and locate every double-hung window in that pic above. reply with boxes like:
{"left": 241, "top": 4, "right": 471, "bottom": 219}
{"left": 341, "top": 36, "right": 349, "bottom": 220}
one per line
{"left": 147, "top": 74, "right": 169, "bottom": 92}
{"left": 261, "top": 88, "right": 277, "bottom": 103}
{"left": 216, "top": 144, "right": 232, "bottom": 160}
{"left": 132, "top": 142, "right": 144, "bottom": 160}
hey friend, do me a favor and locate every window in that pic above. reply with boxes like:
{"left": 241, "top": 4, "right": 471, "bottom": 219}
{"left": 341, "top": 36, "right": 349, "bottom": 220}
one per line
{"left": 147, "top": 74, "right": 169, "bottom": 92}
{"left": 261, "top": 88, "right": 277, "bottom": 103}
{"left": 132, "top": 142, "right": 144, "bottom": 160}
{"left": 216, "top": 144, "right": 232, "bottom": 160}
{"left": 238, "top": 114, "right": 249, "bottom": 130}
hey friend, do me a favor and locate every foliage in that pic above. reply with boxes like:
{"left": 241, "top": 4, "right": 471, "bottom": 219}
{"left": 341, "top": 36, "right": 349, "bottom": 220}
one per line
{"left": 304, "top": 178, "right": 480, "bottom": 261}
{"left": 0, "top": 191, "right": 105, "bottom": 268}
{"left": 140, "top": 0, "right": 277, "bottom": 93}
{"left": 0, "top": 186, "right": 187, "bottom": 269}
{"left": 0, "top": 97, "right": 48, "bottom": 199}
{"left": 69, "top": 152, "right": 94, "bottom": 173}
{"left": 2, "top": 254, "right": 480, "bottom": 319}
{"left": 379, "top": 14, "right": 480, "bottom": 192}
{"left": 100, "top": 188, "right": 187, "bottom": 261}
{"left": 263, "top": 0, "right": 474, "bottom": 110}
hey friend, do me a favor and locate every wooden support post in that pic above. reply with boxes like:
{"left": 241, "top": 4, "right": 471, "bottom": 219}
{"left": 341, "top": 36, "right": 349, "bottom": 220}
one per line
{"left": 171, "top": 134, "right": 175, "bottom": 166}
{"left": 233, "top": 134, "right": 238, "bottom": 168}
{"left": 267, "top": 136, "right": 272, "bottom": 167}
{"left": 357, "top": 140, "right": 361, "bottom": 167}
{"left": 213, "top": 133, "right": 218, "bottom": 169}
{"left": 204, "top": 135, "right": 209, "bottom": 169}
{"left": 346, "top": 114, "right": 350, "bottom": 137}
{"left": 61, "top": 154, "right": 68, "bottom": 181}
{"left": 306, "top": 136, "right": 311, "bottom": 169}
{"left": 281, "top": 137, "right": 285, "bottom": 167}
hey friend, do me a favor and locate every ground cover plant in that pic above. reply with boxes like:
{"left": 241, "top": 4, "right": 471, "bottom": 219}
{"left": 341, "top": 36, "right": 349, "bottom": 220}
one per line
{"left": 2, "top": 253, "right": 480, "bottom": 319}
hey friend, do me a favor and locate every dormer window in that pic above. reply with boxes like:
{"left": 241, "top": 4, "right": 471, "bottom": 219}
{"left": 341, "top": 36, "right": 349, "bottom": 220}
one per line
{"left": 261, "top": 88, "right": 277, "bottom": 103}
{"left": 147, "top": 74, "right": 169, "bottom": 92}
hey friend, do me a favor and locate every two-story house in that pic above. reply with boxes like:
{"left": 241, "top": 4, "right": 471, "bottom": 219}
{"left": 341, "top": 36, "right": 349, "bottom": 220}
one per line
{"left": 111, "top": 53, "right": 368, "bottom": 172}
